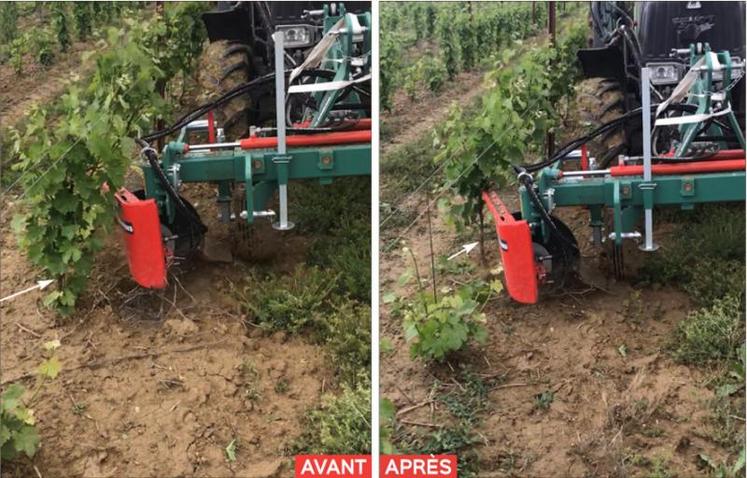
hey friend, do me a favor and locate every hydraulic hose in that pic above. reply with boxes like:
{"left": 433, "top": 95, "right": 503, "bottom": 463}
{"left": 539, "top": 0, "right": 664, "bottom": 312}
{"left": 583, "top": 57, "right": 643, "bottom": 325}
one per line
{"left": 519, "top": 103, "right": 700, "bottom": 173}
{"left": 135, "top": 138, "right": 207, "bottom": 238}
{"left": 513, "top": 165, "right": 577, "bottom": 286}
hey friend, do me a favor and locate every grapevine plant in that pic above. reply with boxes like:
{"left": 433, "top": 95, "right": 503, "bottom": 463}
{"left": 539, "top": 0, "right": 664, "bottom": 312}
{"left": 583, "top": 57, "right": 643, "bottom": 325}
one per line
{"left": 1, "top": 341, "right": 61, "bottom": 461}
{"left": 384, "top": 2, "right": 548, "bottom": 108}
{"left": 435, "top": 22, "right": 587, "bottom": 227}
{"left": 52, "top": 3, "right": 71, "bottom": 53}
{"left": 10, "top": 4, "right": 208, "bottom": 314}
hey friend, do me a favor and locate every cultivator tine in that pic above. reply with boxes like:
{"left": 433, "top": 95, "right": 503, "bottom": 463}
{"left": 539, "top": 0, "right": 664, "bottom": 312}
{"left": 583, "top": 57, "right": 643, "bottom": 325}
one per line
{"left": 612, "top": 244, "right": 624, "bottom": 279}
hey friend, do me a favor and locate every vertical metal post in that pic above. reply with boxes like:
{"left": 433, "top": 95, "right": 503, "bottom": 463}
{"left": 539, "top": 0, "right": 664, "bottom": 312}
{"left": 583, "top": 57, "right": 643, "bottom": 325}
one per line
{"left": 271, "top": 32, "right": 294, "bottom": 230}
{"left": 548, "top": 1, "right": 556, "bottom": 45}
{"left": 639, "top": 67, "right": 659, "bottom": 251}
{"left": 546, "top": 1, "right": 557, "bottom": 157}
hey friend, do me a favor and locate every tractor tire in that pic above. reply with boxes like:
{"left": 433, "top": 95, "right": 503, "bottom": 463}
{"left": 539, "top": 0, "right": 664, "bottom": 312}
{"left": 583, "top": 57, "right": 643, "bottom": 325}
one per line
{"left": 196, "top": 40, "right": 254, "bottom": 140}
{"left": 575, "top": 78, "right": 627, "bottom": 168}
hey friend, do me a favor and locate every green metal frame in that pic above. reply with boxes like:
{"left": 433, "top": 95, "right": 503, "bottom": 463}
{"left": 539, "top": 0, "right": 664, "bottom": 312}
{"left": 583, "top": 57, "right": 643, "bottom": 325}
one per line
{"left": 144, "top": 142, "right": 370, "bottom": 225}
{"left": 522, "top": 168, "right": 745, "bottom": 245}
{"left": 678, "top": 44, "right": 746, "bottom": 155}
{"left": 519, "top": 44, "right": 745, "bottom": 247}
{"left": 140, "top": 3, "right": 371, "bottom": 229}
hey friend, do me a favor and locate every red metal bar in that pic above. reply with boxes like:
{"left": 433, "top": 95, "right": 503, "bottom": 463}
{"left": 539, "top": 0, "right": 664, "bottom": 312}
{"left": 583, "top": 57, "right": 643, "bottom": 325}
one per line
{"left": 610, "top": 159, "right": 745, "bottom": 177}
{"left": 580, "top": 144, "right": 589, "bottom": 171}
{"left": 207, "top": 111, "right": 216, "bottom": 144}
{"left": 709, "top": 149, "right": 745, "bottom": 160}
{"left": 239, "top": 130, "right": 371, "bottom": 150}
{"left": 291, "top": 118, "right": 371, "bottom": 130}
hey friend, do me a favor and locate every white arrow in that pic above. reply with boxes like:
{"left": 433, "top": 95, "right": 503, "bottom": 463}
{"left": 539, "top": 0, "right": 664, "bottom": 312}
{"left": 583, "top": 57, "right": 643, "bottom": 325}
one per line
{"left": 0, "top": 280, "right": 55, "bottom": 303}
{"left": 447, "top": 242, "right": 479, "bottom": 261}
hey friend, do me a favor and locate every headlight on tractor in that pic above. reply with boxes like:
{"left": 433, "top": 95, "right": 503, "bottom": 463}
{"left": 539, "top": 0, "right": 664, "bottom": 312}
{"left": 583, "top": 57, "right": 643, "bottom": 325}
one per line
{"left": 276, "top": 24, "right": 314, "bottom": 49}
{"left": 647, "top": 62, "right": 682, "bottom": 85}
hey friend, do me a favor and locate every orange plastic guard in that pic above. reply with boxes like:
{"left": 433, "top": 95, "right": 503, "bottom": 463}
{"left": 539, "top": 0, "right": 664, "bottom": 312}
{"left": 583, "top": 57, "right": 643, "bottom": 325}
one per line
{"left": 610, "top": 159, "right": 745, "bottom": 177}
{"left": 482, "top": 190, "right": 539, "bottom": 304}
{"left": 114, "top": 189, "right": 167, "bottom": 289}
{"left": 239, "top": 130, "right": 371, "bottom": 150}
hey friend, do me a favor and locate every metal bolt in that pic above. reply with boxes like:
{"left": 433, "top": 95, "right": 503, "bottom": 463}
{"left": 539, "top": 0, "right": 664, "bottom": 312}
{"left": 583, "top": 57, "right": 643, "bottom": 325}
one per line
{"left": 622, "top": 186, "right": 631, "bottom": 195}
{"left": 321, "top": 156, "right": 332, "bottom": 166}
{"left": 684, "top": 183, "right": 693, "bottom": 192}
{"left": 253, "top": 159, "right": 263, "bottom": 170}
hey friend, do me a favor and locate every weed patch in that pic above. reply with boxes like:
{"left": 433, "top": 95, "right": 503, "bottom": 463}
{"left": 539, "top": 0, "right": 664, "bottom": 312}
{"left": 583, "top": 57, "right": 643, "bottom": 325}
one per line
{"left": 638, "top": 204, "right": 745, "bottom": 307}
{"left": 293, "top": 382, "right": 371, "bottom": 454}
{"left": 323, "top": 302, "right": 371, "bottom": 387}
{"left": 234, "top": 266, "right": 339, "bottom": 333}
{"left": 671, "top": 295, "right": 744, "bottom": 365}
{"left": 307, "top": 220, "right": 370, "bottom": 302}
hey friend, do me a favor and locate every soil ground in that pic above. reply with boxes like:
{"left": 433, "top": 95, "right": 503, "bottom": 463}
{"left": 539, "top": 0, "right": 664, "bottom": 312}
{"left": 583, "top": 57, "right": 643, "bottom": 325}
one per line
{"left": 380, "top": 25, "right": 740, "bottom": 478}
{"left": 1, "top": 183, "right": 330, "bottom": 477}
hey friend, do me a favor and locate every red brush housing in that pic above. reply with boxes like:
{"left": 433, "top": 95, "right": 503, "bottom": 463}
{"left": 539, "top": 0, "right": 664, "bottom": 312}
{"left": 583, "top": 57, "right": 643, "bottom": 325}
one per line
{"left": 482, "top": 190, "right": 539, "bottom": 304}
{"left": 114, "top": 189, "right": 167, "bottom": 289}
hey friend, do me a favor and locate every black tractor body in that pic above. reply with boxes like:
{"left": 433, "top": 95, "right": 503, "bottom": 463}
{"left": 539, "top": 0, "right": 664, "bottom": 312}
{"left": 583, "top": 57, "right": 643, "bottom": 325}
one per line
{"left": 577, "top": 1, "right": 746, "bottom": 155}
{"left": 202, "top": 1, "right": 369, "bottom": 74}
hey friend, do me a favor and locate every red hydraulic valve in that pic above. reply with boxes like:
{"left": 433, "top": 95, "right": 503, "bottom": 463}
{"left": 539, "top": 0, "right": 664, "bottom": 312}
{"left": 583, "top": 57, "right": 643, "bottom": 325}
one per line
{"left": 239, "top": 130, "right": 371, "bottom": 150}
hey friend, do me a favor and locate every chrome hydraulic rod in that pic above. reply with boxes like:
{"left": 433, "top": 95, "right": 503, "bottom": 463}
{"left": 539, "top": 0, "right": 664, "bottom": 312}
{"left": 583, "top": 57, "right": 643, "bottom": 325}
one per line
{"left": 561, "top": 169, "right": 611, "bottom": 177}
{"left": 188, "top": 142, "right": 241, "bottom": 151}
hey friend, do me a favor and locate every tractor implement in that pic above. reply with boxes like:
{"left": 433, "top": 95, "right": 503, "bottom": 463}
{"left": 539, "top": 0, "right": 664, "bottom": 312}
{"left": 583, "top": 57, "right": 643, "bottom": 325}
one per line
{"left": 485, "top": 42, "right": 745, "bottom": 304}
{"left": 115, "top": 3, "right": 371, "bottom": 289}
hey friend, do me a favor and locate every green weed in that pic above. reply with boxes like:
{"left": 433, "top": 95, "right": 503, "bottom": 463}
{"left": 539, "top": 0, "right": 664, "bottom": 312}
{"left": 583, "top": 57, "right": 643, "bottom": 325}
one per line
{"left": 322, "top": 302, "right": 371, "bottom": 387}
{"left": 225, "top": 438, "right": 237, "bottom": 462}
{"left": 437, "top": 370, "right": 491, "bottom": 425}
{"left": 307, "top": 218, "right": 370, "bottom": 302}
{"left": 234, "top": 265, "right": 339, "bottom": 333}
{"left": 698, "top": 447, "right": 746, "bottom": 478}
{"left": 399, "top": 424, "right": 480, "bottom": 478}
{"left": 289, "top": 177, "right": 370, "bottom": 302}
{"left": 293, "top": 382, "right": 371, "bottom": 454}
{"left": 71, "top": 402, "right": 87, "bottom": 416}
{"left": 534, "top": 390, "right": 554, "bottom": 411}
{"left": 381, "top": 132, "right": 437, "bottom": 204}
{"left": 274, "top": 378, "right": 289, "bottom": 395}
{"left": 647, "top": 457, "right": 674, "bottom": 478}
{"left": 671, "top": 294, "right": 744, "bottom": 365}
{"left": 240, "top": 359, "right": 262, "bottom": 402}
{"left": 638, "top": 204, "right": 745, "bottom": 307}
{"left": 289, "top": 177, "right": 370, "bottom": 236}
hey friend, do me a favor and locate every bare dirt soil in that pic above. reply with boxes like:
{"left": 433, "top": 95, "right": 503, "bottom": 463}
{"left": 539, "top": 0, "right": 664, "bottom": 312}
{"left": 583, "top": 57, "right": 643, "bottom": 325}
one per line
{"left": 379, "top": 40, "right": 737, "bottom": 478}
{"left": 1, "top": 184, "right": 328, "bottom": 477}
{"left": 381, "top": 199, "right": 727, "bottom": 477}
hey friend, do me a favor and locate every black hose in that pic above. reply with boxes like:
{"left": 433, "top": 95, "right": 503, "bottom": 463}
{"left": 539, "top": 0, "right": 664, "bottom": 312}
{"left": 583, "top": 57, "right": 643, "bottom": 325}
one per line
{"left": 141, "top": 68, "right": 358, "bottom": 143}
{"left": 514, "top": 166, "right": 577, "bottom": 287}
{"left": 519, "top": 103, "right": 701, "bottom": 173}
{"left": 135, "top": 138, "right": 207, "bottom": 237}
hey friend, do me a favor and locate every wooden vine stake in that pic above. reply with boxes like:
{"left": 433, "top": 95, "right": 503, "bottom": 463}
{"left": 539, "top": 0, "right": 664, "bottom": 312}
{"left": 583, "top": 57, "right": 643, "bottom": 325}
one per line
{"left": 546, "top": 1, "right": 557, "bottom": 158}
